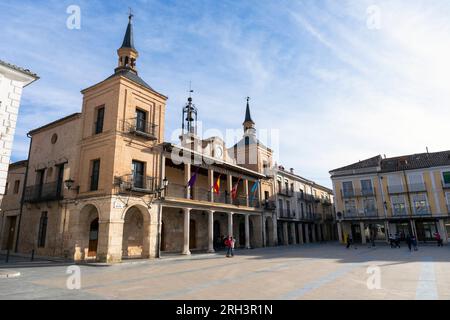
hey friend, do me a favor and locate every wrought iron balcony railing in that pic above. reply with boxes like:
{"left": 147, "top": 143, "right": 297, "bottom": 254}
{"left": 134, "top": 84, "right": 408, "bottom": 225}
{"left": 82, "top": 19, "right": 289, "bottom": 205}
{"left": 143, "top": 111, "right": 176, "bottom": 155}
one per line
{"left": 408, "top": 182, "right": 427, "bottom": 193}
{"left": 342, "top": 188, "right": 375, "bottom": 198}
{"left": 263, "top": 200, "right": 276, "bottom": 211}
{"left": 123, "top": 118, "right": 158, "bottom": 140}
{"left": 387, "top": 185, "right": 405, "bottom": 194}
{"left": 119, "top": 174, "right": 156, "bottom": 194}
{"left": 24, "top": 182, "right": 63, "bottom": 203}
{"left": 279, "top": 209, "right": 296, "bottom": 220}
{"left": 278, "top": 188, "right": 294, "bottom": 197}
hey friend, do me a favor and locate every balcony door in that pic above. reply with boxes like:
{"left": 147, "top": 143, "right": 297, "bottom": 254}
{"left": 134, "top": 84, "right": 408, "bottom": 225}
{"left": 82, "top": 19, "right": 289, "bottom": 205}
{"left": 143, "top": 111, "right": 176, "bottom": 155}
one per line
{"left": 136, "top": 109, "right": 147, "bottom": 133}
{"left": 132, "top": 161, "right": 145, "bottom": 189}
{"left": 56, "top": 164, "right": 64, "bottom": 198}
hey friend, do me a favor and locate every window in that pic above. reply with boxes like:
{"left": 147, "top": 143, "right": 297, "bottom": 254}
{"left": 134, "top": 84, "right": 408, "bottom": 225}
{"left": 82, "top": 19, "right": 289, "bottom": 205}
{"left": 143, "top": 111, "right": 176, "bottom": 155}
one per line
{"left": 443, "top": 172, "right": 450, "bottom": 187}
{"left": 136, "top": 109, "right": 147, "bottom": 133}
{"left": 277, "top": 180, "right": 282, "bottom": 193}
{"left": 363, "top": 198, "right": 376, "bottom": 214}
{"left": 408, "top": 174, "right": 425, "bottom": 192}
{"left": 342, "top": 181, "right": 354, "bottom": 197}
{"left": 38, "top": 212, "right": 48, "bottom": 248}
{"left": 344, "top": 199, "right": 357, "bottom": 215}
{"left": 299, "top": 189, "right": 304, "bottom": 199}
{"left": 132, "top": 160, "right": 145, "bottom": 189}
{"left": 285, "top": 181, "right": 289, "bottom": 193}
{"left": 388, "top": 175, "right": 403, "bottom": 193}
{"left": 301, "top": 203, "right": 304, "bottom": 217}
{"left": 360, "top": 179, "right": 373, "bottom": 195}
{"left": 13, "top": 180, "right": 20, "bottom": 194}
{"left": 36, "top": 169, "right": 46, "bottom": 198}
{"left": 264, "top": 191, "right": 269, "bottom": 201}
{"left": 286, "top": 201, "right": 291, "bottom": 216}
{"left": 90, "top": 160, "right": 100, "bottom": 191}
{"left": 391, "top": 195, "right": 406, "bottom": 215}
{"left": 4, "top": 182, "right": 8, "bottom": 195}
{"left": 412, "top": 194, "right": 428, "bottom": 215}
{"left": 56, "top": 164, "right": 65, "bottom": 197}
{"left": 95, "top": 107, "right": 105, "bottom": 134}
{"left": 290, "top": 183, "right": 294, "bottom": 192}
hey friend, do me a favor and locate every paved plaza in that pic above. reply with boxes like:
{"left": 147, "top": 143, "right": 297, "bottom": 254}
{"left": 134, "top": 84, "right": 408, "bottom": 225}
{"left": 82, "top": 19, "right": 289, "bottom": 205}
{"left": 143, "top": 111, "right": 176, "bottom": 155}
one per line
{"left": 0, "top": 243, "right": 449, "bottom": 300}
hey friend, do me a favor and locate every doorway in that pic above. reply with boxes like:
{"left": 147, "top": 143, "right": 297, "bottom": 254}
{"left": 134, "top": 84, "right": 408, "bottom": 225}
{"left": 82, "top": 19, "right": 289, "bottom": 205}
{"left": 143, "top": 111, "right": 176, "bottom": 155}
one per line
{"left": 5, "top": 216, "right": 17, "bottom": 250}
{"left": 88, "top": 218, "right": 99, "bottom": 257}
{"left": 189, "top": 219, "right": 196, "bottom": 249}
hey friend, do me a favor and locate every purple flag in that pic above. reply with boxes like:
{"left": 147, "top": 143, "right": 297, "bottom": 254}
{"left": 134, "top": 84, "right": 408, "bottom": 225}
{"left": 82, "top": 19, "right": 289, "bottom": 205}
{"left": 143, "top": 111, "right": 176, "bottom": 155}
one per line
{"left": 187, "top": 168, "right": 199, "bottom": 188}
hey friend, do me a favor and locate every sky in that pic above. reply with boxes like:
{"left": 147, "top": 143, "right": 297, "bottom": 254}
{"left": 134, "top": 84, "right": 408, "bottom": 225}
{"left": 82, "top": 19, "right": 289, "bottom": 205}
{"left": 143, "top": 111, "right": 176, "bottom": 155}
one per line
{"left": 1, "top": 0, "right": 450, "bottom": 188}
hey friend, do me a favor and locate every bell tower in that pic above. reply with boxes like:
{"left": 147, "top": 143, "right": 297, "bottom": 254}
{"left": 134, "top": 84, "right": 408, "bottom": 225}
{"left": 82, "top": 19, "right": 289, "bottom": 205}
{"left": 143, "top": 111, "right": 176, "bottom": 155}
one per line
{"left": 115, "top": 12, "right": 139, "bottom": 74}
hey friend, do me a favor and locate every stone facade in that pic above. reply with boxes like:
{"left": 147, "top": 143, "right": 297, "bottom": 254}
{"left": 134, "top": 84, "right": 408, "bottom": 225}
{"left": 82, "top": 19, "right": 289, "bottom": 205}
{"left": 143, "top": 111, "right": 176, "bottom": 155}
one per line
{"left": 0, "top": 61, "right": 38, "bottom": 206}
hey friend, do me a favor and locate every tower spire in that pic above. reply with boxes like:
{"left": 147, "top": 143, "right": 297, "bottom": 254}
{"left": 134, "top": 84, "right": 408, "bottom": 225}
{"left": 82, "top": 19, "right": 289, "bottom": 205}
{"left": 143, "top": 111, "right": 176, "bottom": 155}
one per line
{"left": 116, "top": 11, "right": 139, "bottom": 74}
{"left": 243, "top": 97, "right": 256, "bottom": 136}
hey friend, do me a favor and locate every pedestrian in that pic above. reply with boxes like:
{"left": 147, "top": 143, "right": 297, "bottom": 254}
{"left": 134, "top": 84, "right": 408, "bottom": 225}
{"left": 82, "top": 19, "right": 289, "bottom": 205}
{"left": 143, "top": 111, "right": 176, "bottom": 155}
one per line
{"left": 411, "top": 234, "right": 418, "bottom": 251}
{"left": 346, "top": 233, "right": 353, "bottom": 249}
{"left": 225, "top": 236, "right": 235, "bottom": 257}
{"left": 435, "top": 232, "right": 443, "bottom": 247}
{"left": 389, "top": 234, "right": 395, "bottom": 248}
{"left": 395, "top": 233, "right": 401, "bottom": 248}
{"left": 406, "top": 234, "right": 412, "bottom": 252}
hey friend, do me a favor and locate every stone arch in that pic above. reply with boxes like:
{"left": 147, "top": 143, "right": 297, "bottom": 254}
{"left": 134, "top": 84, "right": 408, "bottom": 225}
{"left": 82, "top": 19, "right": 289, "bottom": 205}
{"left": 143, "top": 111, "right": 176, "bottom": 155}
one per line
{"left": 122, "top": 205, "right": 151, "bottom": 259}
{"left": 75, "top": 204, "right": 100, "bottom": 260}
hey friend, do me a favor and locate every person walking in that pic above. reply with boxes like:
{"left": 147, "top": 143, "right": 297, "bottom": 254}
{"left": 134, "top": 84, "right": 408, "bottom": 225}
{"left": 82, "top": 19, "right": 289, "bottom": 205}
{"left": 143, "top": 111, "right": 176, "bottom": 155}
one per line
{"left": 406, "top": 234, "right": 412, "bottom": 252}
{"left": 346, "top": 233, "right": 353, "bottom": 249}
{"left": 411, "top": 234, "right": 418, "bottom": 251}
{"left": 435, "top": 232, "right": 443, "bottom": 247}
{"left": 225, "top": 236, "right": 235, "bottom": 257}
{"left": 389, "top": 234, "right": 395, "bottom": 248}
{"left": 394, "top": 233, "right": 401, "bottom": 248}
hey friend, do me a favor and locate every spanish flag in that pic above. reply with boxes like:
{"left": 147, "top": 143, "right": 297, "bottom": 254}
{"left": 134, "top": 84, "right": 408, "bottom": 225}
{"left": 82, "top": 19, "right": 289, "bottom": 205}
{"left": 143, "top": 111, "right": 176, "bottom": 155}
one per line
{"left": 213, "top": 175, "right": 221, "bottom": 194}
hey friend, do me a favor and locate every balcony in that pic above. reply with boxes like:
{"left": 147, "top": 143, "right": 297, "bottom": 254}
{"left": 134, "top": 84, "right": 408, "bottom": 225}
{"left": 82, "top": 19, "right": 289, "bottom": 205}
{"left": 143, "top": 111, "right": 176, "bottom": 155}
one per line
{"left": 278, "top": 189, "right": 294, "bottom": 197}
{"left": 303, "top": 194, "right": 315, "bottom": 202}
{"left": 412, "top": 205, "right": 432, "bottom": 216}
{"left": 263, "top": 200, "right": 276, "bottom": 211}
{"left": 123, "top": 118, "right": 158, "bottom": 140}
{"left": 343, "top": 209, "right": 358, "bottom": 219}
{"left": 321, "top": 198, "right": 332, "bottom": 206}
{"left": 342, "top": 188, "right": 375, "bottom": 198}
{"left": 341, "top": 190, "right": 356, "bottom": 199}
{"left": 24, "top": 182, "right": 63, "bottom": 203}
{"left": 165, "top": 183, "right": 260, "bottom": 208}
{"left": 388, "top": 185, "right": 405, "bottom": 194}
{"left": 361, "top": 188, "right": 375, "bottom": 197}
{"left": 279, "top": 209, "right": 296, "bottom": 220}
{"left": 119, "top": 174, "right": 156, "bottom": 194}
{"left": 363, "top": 208, "right": 379, "bottom": 218}
{"left": 408, "top": 182, "right": 427, "bottom": 193}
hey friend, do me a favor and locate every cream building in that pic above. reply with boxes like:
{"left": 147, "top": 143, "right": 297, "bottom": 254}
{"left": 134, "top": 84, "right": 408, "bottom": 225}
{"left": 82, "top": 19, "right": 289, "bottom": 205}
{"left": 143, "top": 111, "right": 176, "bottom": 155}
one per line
{"left": 268, "top": 166, "right": 336, "bottom": 246}
{"left": 0, "top": 60, "right": 38, "bottom": 206}
{"left": 330, "top": 152, "right": 450, "bottom": 245}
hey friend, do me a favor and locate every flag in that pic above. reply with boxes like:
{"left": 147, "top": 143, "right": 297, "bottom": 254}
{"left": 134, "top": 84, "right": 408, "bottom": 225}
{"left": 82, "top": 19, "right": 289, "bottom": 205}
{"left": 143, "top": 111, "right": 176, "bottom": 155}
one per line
{"left": 249, "top": 180, "right": 260, "bottom": 204}
{"left": 231, "top": 176, "right": 242, "bottom": 200}
{"left": 213, "top": 175, "right": 221, "bottom": 194}
{"left": 187, "top": 168, "right": 199, "bottom": 188}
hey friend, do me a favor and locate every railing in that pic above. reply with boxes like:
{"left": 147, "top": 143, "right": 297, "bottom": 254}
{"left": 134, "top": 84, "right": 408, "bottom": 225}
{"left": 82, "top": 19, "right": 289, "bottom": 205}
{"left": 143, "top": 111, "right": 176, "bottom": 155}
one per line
{"left": 392, "top": 207, "right": 408, "bottom": 217}
{"left": 408, "top": 182, "right": 427, "bottom": 193}
{"left": 342, "top": 189, "right": 375, "bottom": 198}
{"left": 412, "top": 205, "right": 432, "bottom": 216}
{"left": 304, "top": 194, "right": 315, "bottom": 202}
{"left": 279, "top": 209, "right": 296, "bottom": 219}
{"left": 322, "top": 198, "right": 332, "bottom": 206}
{"left": 166, "top": 183, "right": 260, "bottom": 208}
{"left": 263, "top": 200, "right": 276, "bottom": 211}
{"left": 24, "top": 182, "right": 63, "bottom": 203}
{"left": 119, "top": 174, "right": 156, "bottom": 194}
{"left": 343, "top": 209, "right": 358, "bottom": 218}
{"left": 278, "top": 189, "right": 293, "bottom": 197}
{"left": 388, "top": 185, "right": 405, "bottom": 194}
{"left": 123, "top": 118, "right": 158, "bottom": 140}
{"left": 364, "top": 209, "right": 379, "bottom": 217}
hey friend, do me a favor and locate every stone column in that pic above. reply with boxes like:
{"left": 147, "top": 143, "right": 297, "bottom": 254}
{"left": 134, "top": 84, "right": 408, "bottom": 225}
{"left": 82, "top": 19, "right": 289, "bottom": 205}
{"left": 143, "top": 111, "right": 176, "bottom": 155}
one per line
{"left": 410, "top": 219, "right": 417, "bottom": 239}
{"left": 438, "top": 219, "right": 448, "bottom": 244}
{"left": 96, "top": 220, "right": 124, "bottom": 263}
{"left": 311, "top": 224, "right": 316, "bottom": 242}
{"left": 272, "top": 216, "right": 278, "bottom": 246}
{"left": 208, "top": 169, "right": 214, "bottom": 202}
{"left": 245, "top": 214, "right": 250, "bottom": 249}
{"left": 290, "top": 223, "right": 297, "bottom": 245}
{"left": 360, "top": 222, "right": 366, "bottom": 244}
{"left": 184, "top": 163, "right": 191, "bottom": 199}
{"left": 182, "top": 208, "right": 191, "bottom": 255}
{"left": 384, "top": 220, "right": 390, "bottom": 243}
{"left": 305, "top": 224, "right": 310, "bottom": 244}
{"left": 208, "top": 210, "right": 215, "bottom": 253}
{"left": 283, "top": 222, "right": 289, "bottom": 245}
{"left": 228, "top": 212, "right": 233, "bottom": 237}
{"left": 337, "top": 222, "right": 343, "bottom": 243}
{"left": 244, "top": 180, "right": 249, "bottom": 207}
{"left": 298, "top": 223, "right": 304, "bottom": 245}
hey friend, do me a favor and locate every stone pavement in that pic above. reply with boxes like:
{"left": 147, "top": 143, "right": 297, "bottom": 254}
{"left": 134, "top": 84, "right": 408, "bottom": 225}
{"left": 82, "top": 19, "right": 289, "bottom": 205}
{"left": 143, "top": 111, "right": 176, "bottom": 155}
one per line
{"left": 0, "top": 243, "right": 449, "bottom": 300}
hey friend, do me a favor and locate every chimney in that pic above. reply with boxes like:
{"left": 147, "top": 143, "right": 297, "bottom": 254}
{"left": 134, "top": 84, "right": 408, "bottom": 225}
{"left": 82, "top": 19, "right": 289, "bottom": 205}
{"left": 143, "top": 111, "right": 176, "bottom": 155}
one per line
{"left": 290, "top": 168, "right": 294, "bottom": 174}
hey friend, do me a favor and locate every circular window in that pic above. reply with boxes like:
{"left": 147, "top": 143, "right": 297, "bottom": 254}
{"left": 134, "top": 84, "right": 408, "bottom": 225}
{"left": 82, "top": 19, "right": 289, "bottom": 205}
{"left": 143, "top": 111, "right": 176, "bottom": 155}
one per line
{"left": 51, "top": 133, "right": 58, "bottom": 144}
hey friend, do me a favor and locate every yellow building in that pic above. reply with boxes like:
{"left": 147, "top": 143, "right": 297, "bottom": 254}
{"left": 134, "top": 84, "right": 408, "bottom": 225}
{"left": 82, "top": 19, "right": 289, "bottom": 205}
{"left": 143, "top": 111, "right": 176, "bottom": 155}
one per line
{"left": 330, "top": 152, "right": 450, "bottom": 244}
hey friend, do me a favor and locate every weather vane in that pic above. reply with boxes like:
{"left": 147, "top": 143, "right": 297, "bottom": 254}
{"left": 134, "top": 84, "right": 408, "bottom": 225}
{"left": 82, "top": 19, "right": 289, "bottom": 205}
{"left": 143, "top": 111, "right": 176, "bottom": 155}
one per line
{"left": 188, "top": 81, "right": 194, "bottom": 99}
{"left": 128, "top": 7, "right": 134, "bottom": 20}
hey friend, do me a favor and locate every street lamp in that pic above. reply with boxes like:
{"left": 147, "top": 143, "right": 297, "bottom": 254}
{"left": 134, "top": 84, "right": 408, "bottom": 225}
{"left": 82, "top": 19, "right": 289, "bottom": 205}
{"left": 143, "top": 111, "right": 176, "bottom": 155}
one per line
{"left": 64, "top": 178, "right": 75, "bottom": 190}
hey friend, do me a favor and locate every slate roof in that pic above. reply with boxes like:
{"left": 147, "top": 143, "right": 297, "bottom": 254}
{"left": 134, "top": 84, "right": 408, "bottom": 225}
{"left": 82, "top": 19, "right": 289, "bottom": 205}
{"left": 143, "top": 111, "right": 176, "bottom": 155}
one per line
{"left": 121, "top": 16, "right": 135, "bottom": 50}
{"left": 106, "top": 69, "right": 153, "bottom": 91}
{"left": 330, "top": 151, "right": 450, "bottom": 176}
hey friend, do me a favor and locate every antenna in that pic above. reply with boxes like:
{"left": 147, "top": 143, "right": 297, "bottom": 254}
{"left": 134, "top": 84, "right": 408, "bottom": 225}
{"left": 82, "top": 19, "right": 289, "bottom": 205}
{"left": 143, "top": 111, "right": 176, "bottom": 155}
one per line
{"left": 188, "top": 81, "right": 194, "bottom": 99}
